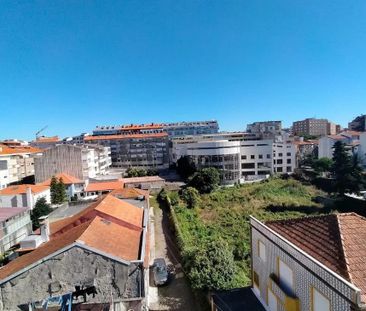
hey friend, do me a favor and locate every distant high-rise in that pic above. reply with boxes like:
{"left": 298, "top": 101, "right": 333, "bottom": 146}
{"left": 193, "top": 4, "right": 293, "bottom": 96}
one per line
{"left": 348, "top": 115, "right": 366, "bottom": 132}
{"left": 292, "top": 118, "right": 340, "bottom": 136}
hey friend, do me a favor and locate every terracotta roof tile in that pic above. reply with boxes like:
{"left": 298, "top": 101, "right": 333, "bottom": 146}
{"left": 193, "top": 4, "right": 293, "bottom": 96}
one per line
{"left": 38, "top": 172, "right": 83, "bottom": 185}
{"left": 0, "top": 192, "right": 147, "bottom": 281}
{"left": 85, "top": 180, "right": 123, "bottom": 192}
{"left": 0, "top": 145, "right": 42, "bottom": 155}
{"left": 0, "top": 184, "right": 49, "bottom": 195}
{"left": 110, "top": 188, "right": 149, "bottom": 199}
{"left": 267, "top": 213, "right": 366, "bottom": 303}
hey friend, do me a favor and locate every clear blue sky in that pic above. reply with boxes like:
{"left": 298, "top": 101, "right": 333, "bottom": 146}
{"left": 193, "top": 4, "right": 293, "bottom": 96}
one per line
{"left": 1, "top": 1, "right": 366, "bottom": 140}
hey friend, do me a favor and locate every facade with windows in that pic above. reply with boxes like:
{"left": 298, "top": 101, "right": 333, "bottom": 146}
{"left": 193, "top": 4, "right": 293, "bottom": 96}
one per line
{"left": 172, "top": 135, "right": 297, "bottom": 184}
{"left": 250, "top": 214, "right": 366, "bottom": 311}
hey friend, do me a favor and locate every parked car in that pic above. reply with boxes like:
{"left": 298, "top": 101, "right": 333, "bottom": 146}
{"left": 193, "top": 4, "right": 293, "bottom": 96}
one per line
{"left": 153, "top": 258, "right": 168, "bottom": 286}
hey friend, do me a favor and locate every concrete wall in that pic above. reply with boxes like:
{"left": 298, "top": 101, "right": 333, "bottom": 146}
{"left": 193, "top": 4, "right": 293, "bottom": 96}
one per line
{"left": 34, "top": 145, "right": 84, "bottom": 182}
{"left": 0, "top": 189, "right": 50, "bottom": 209}
{"left": 0, "top": 246, "right": 141, "bottom": 311}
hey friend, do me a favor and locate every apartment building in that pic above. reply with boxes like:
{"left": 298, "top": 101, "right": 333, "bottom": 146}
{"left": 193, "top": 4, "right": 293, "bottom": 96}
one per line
{"left": 349, "top": 114, "right": 366, "bottom": 132}
{"left": 0, "top": 145, "right": 42, "bottom": 189}
{"left": 171, "top": 133, "right": 296, "bottom": 184}
{"left": 318, "top": 131, "right": 362, "bottom": 159}
{"left": 0, "top": 208, "right": 32, "bottom": 255}
{"left": 0, "top": 190, "right": 150, "bottom": 310}
{"left": 86, "top": 128, "right": 169, "bottom": 169}
{"left": 246, "top": 121, "right": 282, "bottom": 138}
{"left": 292, "top": 118, "right": 340, "bottom": 136}
{"left": 163, "top": 120, "right": 219, "bottom": 137}
{"left": 250, "top": 213, "right": 366, "bottom": 310}
{"left": 34, "top": 144, "right": 111, "bottom": 183}
{"left": 62, "top": 133, "right": 90, "bottom": 144}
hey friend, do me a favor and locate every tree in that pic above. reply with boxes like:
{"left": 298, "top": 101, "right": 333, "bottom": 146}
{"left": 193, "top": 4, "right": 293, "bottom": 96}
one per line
{"left": 331, "top": 141, "right": 365, "bottom": 195}
{"left": 31, "top": 197, "right": 52, "bottom": 229}
{"left": 188, "top": 167, "right": 220, "bottom": 194}
{"left": 56, "top": 177, "right": 67, "bottom": 203}
{"left": 147, "top": 168, "right": 158, "bottom": 176}
{"left": 181, "top": 187, "right": 201, "bottom": 208}
{"left": 176, "top": 156, "right": 197, "bottom": 180}
{"left": 313, "top": 157, "right": 333, "bottom": 175}
{"left": 126, "top": 167, "right": 148, "bottom": 177}
{"left": 50, "top": 176, "right": 67, "bottom": 204}
{"left": 50, "top": 176, "right": 59, "bottom": 204}
{"left": 184, "top": 238, "right": 236, "bottom": 290}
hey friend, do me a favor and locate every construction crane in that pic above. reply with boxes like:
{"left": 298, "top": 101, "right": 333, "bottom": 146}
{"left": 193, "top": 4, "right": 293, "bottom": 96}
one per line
{"left": 35, "top": 125, "right": 48, "bottom": 140}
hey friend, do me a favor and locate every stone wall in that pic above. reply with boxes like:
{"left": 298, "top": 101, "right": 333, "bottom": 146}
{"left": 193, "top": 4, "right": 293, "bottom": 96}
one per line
{"left": 0, "top": 246, "right": 141, "bottom": 310}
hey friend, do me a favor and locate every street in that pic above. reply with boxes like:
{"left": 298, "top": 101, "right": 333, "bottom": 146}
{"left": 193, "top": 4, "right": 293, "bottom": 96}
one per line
{"left": 149, "top": 203, "right": 199, "bottom": 311}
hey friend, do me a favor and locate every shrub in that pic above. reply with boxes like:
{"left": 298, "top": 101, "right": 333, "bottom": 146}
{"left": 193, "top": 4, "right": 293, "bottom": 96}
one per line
{"left": 181, "top": 187, "right": 201, "bottom": 208}
{"left": 188, "top": 167, "right": 220, "bottom": 194}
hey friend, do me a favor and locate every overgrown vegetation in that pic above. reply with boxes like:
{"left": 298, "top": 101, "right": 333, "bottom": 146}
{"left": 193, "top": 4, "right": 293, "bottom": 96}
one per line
{"left": 158, "top": 177, "right": 327, "bottom": 291}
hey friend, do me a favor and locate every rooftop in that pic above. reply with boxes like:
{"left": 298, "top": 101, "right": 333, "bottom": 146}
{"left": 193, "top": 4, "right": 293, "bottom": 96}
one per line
{"left": 266, "top": 213, "right": 366, "bottom": 303}
{"left": 0, "top": 145, "right": 42, "bottom": 156}
{"left": 0, "top": 208, "right": 29, "bottom": 222}
{"left": 122, "top": 176, "right": 164, "bottom": 184}
{"left": 38, "top": 172, "right": 83, "bottom": 185}
{"left": 0, "top": 184, "right": 49, "bottom": 195}
{"left": 85, "top": 179, "right": 124, "bottom": 192}
{"left": 84, "top": 132, "right": 168, "bottom": 141}
{"left": 0, "top": 193, "right": 146, "bottom": 281}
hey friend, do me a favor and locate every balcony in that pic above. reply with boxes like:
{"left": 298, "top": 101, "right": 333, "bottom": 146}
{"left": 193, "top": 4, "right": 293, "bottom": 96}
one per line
{"left": 268, "top": 274, "right": 299, "bottom": 311}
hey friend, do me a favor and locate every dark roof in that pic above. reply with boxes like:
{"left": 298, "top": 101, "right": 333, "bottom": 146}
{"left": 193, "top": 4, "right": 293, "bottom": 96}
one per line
{"left": 266, "top": 213, "right": 366, "bottom": 303}
{"left": 212, "top": 287, "right": 266, "bottom": 311}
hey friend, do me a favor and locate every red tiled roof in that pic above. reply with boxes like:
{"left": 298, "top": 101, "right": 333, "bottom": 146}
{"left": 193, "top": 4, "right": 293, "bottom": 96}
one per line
{"left": 34, "top": 136, "right": 60, "bottom": 143}
{"left": 85, "top": 180, "right": 124, "bottom": 192}
{"left": 0, "top": 193, "right": 146, "bottom": 281}
{"left": 0, "top": 184, "right": 49, "bottom": 195}
{"left": 84, "top": 132, "right": 168, "bottom": 141}
{"left": 266, "top": 213, "right": 366, "bottom": 303}
{"left": 38, "top": 172, "right": 83, "bottom": 186}
{"left": 0, "top": 145, "right": 42, "bottom": 155}
{"left": 110, "top": 188, "right": 149, "bottom": 199}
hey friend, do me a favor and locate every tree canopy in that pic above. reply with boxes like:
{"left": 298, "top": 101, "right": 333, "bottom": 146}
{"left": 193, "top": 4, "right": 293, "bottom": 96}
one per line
{"left": 176, "top": 156, "right": 197, "bottom": 180}
{"left": 331, "top": 141, "right": 365, "bottom": 195}
{"left": 50, "top": 176, "right": 67, "bottom": 204}
{"left": 188, "top": 167, "right": 220, "bottom": 194}
{"left": 126, "top": 167, "right": 158, "bottom": 178}
{"left": 181, "top": 187, "right": 201, "bottom": 209}
{"left": 31, "top": 197, "right": 52, "bottom": 229}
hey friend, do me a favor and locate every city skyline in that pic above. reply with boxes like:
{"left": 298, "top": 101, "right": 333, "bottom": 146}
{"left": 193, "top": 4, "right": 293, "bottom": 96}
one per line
{"left": 1, "top": 1, "right": 366, "bottom": 139}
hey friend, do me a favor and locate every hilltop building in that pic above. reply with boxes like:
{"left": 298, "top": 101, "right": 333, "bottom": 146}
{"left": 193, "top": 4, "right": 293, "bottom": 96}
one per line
{"left": 246, "top": 121, "right": 282, "bottom": 138}
{"left": 292, "top": 118, "right": 341, "bottom": 136}
{"left": 349, "top": 115, "right": 366, "bottom": 132}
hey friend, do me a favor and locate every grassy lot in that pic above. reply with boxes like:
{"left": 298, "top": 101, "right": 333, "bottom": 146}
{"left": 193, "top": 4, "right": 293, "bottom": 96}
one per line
{"left": 168, "top": 177, "right": 327, "bottom": 288}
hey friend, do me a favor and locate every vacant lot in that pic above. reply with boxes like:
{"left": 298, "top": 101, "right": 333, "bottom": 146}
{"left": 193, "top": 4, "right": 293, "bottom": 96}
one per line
{"left": 170, "top": 177, "right": 326, "bottom": 288}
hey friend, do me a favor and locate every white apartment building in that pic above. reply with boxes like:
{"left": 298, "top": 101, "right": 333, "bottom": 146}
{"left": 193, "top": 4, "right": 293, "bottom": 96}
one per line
{"left": 34, "top": 144, "right": 111, "bottom": 183}
{"left": 171, "top": 134, "right": 297, "bottom": 184}
{"left": 0, "top": 184, "right": 51, "bottom": 209}
{"left": 0, "top": 145, "right": 42, "bottom": 189}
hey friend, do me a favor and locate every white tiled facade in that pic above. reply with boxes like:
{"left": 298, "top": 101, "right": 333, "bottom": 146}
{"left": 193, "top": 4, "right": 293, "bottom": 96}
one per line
{"left": 250, "top": 217, "right": 360, "bottom": 311}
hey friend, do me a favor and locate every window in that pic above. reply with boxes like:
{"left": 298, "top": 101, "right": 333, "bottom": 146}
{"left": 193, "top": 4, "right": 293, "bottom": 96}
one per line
{"left": 278, "top": 153, "right": 283, "bottom": 157}
{"left": 242, "top": 163, "right": 255, "bottom": 169}
{"left": 267, "top": 154, "right": 271, "bottom": 159}
{"left": 287, "top": 152, "right": 291, "bottom": 156}
{"left": 287, "top": 159, "right": 291, "bottom": 164}
{"left": 259, "top": 154, "right": 263, "bottom": 159}
{"left": 277, "top": 159, "right": 283, "bottom": 164}
{"left": 287, "top": 166, "right": 292, "bottom": 172}
{"left": 258, "top": 240, "right": 266, "bottom": 261}
{"left": 277, "top": 167, "right": 283, "bottom": 172}
{"left": 251, "top": 155, "right": 255, "bottom": 159}
{"left": 311, "top": 287, "right": 330, "bottom": 311}
{"left": 241, "top": 155, "right": 247, "bottom": 160}
{"left": 278, "top": 259, "right": 293, "bottom": 292}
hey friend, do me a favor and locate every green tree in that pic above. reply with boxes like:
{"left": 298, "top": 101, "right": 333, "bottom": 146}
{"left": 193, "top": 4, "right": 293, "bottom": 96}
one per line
{"left": 181, "top": 187, "right": 201, "bottom": 208}
{"left": 331, "top": 141, "right": 365, "bottom": 195}
{"left": 313, "top": 157, "right": 333, "bottom": 175}
{"left": 176, "top": 156, "right": 197, "bottom": 179}
{"left": 147, "top": 168, "right": 158, "bottom": 176}
{"left": 31, "top": 197, "right": 52, "bottom": 229}
{"left": 188, "top": 167, "right": 220, "bottom": 194}
{"left": 184, "top": 238, "right": 236, "bottom": 290}
{"left": 126, "top": 167, "right": 149, "bottom": 177}
{"left": 50, "top": 176, "right": 58, "bottom": 204}
{"left": 56, "top": 177, "right": 67, "bottom": 203}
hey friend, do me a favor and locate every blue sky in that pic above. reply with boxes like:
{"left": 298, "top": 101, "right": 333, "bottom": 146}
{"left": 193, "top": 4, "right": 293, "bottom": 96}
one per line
{"left": 1, "top": 1, "right": 366, "bottom": 140}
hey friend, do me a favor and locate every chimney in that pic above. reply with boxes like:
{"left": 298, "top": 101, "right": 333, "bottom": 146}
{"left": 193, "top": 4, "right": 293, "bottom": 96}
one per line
{"left": 26, "top": 186, "right": 34, "bottom": 209}
{"left": 39, "top": 215, "right": 50, "bottom": 242}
